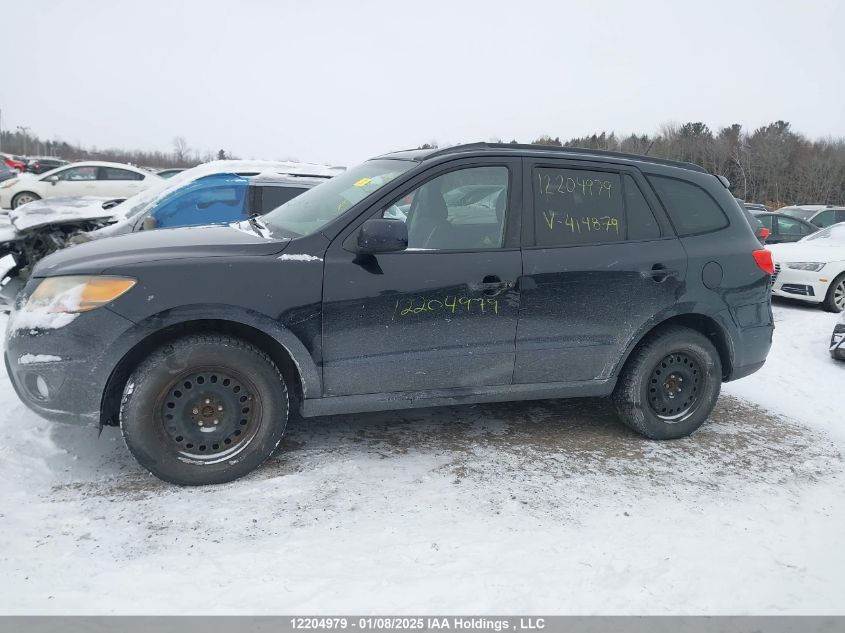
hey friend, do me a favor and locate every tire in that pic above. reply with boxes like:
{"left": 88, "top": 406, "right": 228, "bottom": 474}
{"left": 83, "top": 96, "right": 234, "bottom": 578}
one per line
{"left": 612, "top": 326, "right": 722, "bottom": 440}
{"left": 120, "top": 334, "right": 288, "bottom": 485}
{"left": 822, "top": 273, "right": 845, "bottom": 313}
{"left": 12, "top": 191, "right": 41, "bottom": 209}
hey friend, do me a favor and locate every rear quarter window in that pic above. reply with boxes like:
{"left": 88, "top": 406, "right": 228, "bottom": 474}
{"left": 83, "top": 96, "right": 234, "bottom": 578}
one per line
{"left": 647, "top": 175, "right": 729, "bottom": 236}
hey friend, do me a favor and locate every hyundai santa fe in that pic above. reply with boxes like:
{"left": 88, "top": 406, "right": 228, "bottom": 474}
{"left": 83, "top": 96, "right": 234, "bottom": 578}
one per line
{"left": 4, "top": 143, "right": 775, "bottom": 485}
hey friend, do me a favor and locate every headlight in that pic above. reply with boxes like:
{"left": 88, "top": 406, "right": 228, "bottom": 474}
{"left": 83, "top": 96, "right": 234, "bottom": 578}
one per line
{"left": 1, "top": 179, "right": 18, "bottom": 188}
{"left": 26, "top": 275, "right": 136, "bottom": 313}
{"left": 786, "top": 262, "right": 825, "bottom": 271}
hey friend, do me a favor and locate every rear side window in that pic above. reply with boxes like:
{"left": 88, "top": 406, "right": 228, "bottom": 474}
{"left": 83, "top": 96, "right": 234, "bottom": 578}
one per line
{"left": 812, "top": 209, "right": 837, "bottom": 228}
{"left": 100, "top": 167, "right": 145, "bottom": 181}
{"left": 534, "top": 168, "right": 624, "bottom": 246}
{"left": 259, "top": 186, "right": 307, "bottom": 214}
{"left": 757, "top": 214, "right": 773, "bottom": 230}
{"left": 647, "top": 175, "right": 728, "bottom": 236}
{"left": 776, "top": 216, "right": 811, "bottom": 237}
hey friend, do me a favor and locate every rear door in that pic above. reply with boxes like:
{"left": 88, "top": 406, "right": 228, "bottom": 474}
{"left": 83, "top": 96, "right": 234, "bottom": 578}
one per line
{"left": 322, "top": 158, "right": 522, "bottom": 396}
{"left": 515, "top": 159, "right": 686, "bottom": 384}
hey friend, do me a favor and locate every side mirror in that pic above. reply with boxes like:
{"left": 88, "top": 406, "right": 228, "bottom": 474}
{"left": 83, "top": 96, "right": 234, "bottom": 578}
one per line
{"left": 142, "top": 216, "right": 158, "bottom": 231}
{"left": 46, "top": 175, "right": 58, "bottom": 185}
{"left": 355, "top": 218, "right": 408, "bottom": 254}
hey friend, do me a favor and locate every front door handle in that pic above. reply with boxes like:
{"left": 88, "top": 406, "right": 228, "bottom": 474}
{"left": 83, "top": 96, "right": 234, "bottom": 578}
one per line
{"left": 470, "top": 275, "right": 514, "bottom": 296}
{"left": 650, "top": 263, "right": 678, "bottom": 282}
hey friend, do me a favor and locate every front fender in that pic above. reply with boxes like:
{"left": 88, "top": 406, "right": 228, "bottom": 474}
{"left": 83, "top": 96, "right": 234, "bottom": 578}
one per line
{"left": 111, "top": 303, "right": 321, "bottom": 398}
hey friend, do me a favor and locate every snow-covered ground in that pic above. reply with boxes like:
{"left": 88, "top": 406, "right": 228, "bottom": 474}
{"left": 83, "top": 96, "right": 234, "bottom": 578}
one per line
{"left": 0, "top": 301, "right": 842, "bottom": 615}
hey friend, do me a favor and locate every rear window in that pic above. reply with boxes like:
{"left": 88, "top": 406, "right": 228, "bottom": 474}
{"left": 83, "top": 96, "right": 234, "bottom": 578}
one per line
{"left": 647, "top": 175, "right": 728, "bottom": 236}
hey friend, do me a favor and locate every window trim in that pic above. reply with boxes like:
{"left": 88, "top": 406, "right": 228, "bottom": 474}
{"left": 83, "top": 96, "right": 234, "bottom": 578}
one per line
{"left": 645, "top": 174, "right": 730, "bottom": 238}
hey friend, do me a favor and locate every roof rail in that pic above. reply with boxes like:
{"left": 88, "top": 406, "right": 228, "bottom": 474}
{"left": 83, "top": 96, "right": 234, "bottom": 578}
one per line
{"left": 422, "top": 142, "right": 709, "bottom": 173}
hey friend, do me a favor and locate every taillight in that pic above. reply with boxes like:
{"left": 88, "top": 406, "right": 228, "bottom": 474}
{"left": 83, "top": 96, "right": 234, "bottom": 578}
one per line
{"left": 759, "top": 227, "right": 770, "bottom": 239}
{"left": 753, "top": 249, "right": 774, "bottom": 274}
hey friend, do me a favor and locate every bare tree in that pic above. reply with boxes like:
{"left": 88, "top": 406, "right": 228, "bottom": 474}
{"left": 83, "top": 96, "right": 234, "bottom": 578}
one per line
{"left": 172, "top": 136, "right": 191, "bottom": 164}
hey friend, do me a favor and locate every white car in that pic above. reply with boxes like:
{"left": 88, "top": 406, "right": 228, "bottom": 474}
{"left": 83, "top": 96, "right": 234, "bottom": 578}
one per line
{"left": 0, "top": 161, "right": 160, "bottom": 210}
{"left": 768, "top": 223, "right": 845, "bottom": 312}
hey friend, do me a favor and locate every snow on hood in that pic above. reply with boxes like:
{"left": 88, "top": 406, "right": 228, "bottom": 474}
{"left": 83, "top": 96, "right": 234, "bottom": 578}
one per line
{"left": 8, "top": 197, "right": 118, "bottom": 233}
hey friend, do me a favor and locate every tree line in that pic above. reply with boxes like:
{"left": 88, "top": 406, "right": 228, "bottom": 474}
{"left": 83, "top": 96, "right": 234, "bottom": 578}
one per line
{"left": 2, "top": 120, "right": 842, "bottom": 207}
{"left": 0, "top": 129, "right": 233, "bottom": 170}
{"left": 519, "top": 121, "right": 845, "bottom": 207}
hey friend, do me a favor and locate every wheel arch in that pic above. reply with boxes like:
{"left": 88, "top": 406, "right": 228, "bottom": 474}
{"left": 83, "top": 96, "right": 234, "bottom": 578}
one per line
{"left": 612, "top": 312, "right": 734, "bottom": 381}
{"left": 99, "top": 312, "right": 319, "bottom": 427}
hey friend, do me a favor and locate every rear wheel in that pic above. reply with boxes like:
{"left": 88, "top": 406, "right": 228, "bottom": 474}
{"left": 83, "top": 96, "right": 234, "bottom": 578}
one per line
{"left": 612, "top": 326, "right": 722, "bottom": 439}
{"left": 12, "top": 191, "right": 40, "bottom": 208}
{"left": 822, "top": 273, "right": 845, "bottom": 313}
{"left": 120, "top": 334, "right": 288, "bottom": 485}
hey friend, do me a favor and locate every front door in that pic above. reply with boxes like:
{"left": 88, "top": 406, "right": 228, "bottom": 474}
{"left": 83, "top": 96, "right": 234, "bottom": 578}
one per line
{"left": 49, "top": 165, "right": 99, "bottom": 197}
{"left": 515, "top": 160, "right": 687, "bottom": 384}
{"left": 322, "top": 159, "right": 522, "bottom": 396}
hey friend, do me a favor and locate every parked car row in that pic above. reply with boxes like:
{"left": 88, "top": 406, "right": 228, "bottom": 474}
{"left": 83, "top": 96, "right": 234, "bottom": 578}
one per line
{"left": 0, "top": 160, "right": 341, "bottom": 303}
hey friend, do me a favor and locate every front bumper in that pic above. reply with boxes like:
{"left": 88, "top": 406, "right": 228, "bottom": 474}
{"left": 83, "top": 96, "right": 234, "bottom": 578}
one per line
{"left": 0, "top": 188, "right": 14, "bottom": 210}
{"left": 771, "top": 265, "right": 830, "bottom": 303}
{"left": 831, "top": 325, "right": 845, "bottom": 361}
{"left": 5, "top": 304, "right": 138, "bottom": 425}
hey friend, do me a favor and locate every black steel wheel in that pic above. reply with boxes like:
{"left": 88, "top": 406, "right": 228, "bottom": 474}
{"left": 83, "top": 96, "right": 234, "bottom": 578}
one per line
{"left": 158, "top": 368, "right": 263, "bottom": 463}
{"left": 613, "top": 326, "right": 722, "bottom": 439}
{"left": 121, "top": 334, "right": 288, "bottom": 485}
{"left": 646, "top": 352, "right": 703, "bottom": 423}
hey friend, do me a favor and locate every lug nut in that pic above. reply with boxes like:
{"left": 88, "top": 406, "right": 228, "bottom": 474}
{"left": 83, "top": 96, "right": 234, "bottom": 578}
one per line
{"left": 205, "top": 399, "right": 211, "bottom": 404}
{"left": 192, "top": 408, "right": 199, "bottom": 414}
{"left": 213, "top": 419, "right": 218, "bottom": 425}
{"left": 198, "top": 421, "right": 204, "bottom": 427}
{"left": 218, "top": 405, "right": 223, "bottom": 411}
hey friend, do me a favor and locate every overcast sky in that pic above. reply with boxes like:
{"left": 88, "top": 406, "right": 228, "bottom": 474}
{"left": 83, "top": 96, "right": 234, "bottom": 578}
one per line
{"left": 2, "top": 0, "right": 843, "bottom": 166}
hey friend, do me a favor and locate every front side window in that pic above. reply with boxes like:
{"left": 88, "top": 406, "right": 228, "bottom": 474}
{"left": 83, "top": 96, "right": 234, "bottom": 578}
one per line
{"left": 262, "top": 159, "right": 412, "bottom": 238}
{"left": 100, "top": 167, "right": 144, "bottom": 181}
{"left": 533, "top": 168, "right": 624, "bottom": 246}
{"left": 381, "top": 166, "right": 508, "bottom": 250}
{"left": 52, "top": 166, "right": 97, "bottom": 181}
{"left": 647, "top": 175, "right": 728, "bottom": 236}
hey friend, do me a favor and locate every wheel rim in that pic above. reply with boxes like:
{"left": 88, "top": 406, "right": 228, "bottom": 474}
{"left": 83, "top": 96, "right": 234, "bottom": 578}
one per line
{"left": 647, "top": 352, "right": 704, "bottom": 423}
{"left": 156, "top": 367, "right": 263, "bottom": 464}
{"left": 14, "top": 194, "right": 36, "bottom": 207}
{"left": 834, "top": 280, "right": 845, "bottom": 310}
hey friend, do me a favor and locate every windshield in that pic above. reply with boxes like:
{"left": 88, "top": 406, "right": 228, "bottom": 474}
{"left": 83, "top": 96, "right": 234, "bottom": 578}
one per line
{"left": 779, "top": 207, "right": 815, "bottom": 221}
{"left": 801, "top": 223, "right": 845, "bottom": 244}
{"left": 262, "top": 159, "right": 413, "bottom": 237}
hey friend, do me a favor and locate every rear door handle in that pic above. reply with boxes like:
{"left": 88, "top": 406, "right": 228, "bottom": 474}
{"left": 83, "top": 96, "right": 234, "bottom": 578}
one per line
{"left": 650, "top": 264, "right": 678, "bottom": 282}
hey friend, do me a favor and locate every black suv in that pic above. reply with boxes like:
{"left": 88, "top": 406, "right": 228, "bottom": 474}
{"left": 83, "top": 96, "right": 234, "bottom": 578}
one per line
{"left": 4, "top": 143, "right": 775, "bottom": 485}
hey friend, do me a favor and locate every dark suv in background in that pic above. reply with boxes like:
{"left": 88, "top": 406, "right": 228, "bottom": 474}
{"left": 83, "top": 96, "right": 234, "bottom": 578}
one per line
{"left": 5, "top": 143, "right": 774, "bottom": 485}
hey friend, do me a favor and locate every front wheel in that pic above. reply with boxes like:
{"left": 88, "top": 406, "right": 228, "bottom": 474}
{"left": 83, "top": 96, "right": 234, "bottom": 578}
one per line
{"left": 612, "top": 326, "right": 722, "bottom": 440}
{"left": 822, "top": 273, "right": 845, "bottom": 313}
{"left": 12, "top": 191, "right": 41, "bottom": 208}
{"left": 120, "top": 334, "right": 288, "bottom": 485}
